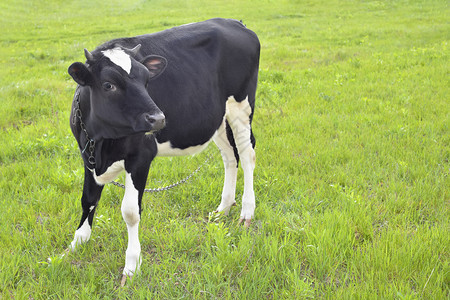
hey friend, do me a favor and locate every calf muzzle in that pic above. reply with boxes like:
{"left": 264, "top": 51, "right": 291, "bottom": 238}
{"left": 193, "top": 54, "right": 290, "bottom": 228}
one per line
{"left": 138, "top": 112, "right": 166, "bottom": 133}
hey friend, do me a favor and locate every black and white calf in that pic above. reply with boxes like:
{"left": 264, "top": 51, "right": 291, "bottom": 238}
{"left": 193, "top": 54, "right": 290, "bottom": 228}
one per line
{"left": 67, "top": 18, "right": 260, "bottom": 284}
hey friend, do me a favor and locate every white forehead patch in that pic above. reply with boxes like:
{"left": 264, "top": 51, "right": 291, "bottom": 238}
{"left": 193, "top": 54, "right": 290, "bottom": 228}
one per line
{"left": 101, "top": 48, "right": 132, "bottom": 74}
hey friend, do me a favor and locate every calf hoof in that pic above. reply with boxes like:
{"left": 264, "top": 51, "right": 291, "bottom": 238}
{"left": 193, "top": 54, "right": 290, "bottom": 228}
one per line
{"left": 238, "top": 217, "right": 252, "bottom": 228}
{"left": 120, "top": 274, "right": 130, "bottom": 287}
{"left": 209, "top": 210, "right": 223, "bottom": 222}
{"left": 214, "top": 202, "right": 236, "bottom": 216}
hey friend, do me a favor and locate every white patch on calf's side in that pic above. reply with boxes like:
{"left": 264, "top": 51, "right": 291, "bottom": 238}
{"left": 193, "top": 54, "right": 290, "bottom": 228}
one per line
{"left": 102, "top": 48, "right": 132, "bottom": 74}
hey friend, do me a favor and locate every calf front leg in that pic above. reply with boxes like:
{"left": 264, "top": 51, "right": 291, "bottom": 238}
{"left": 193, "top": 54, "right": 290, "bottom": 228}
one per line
{"left": 120, "top": 172, "right": 143, "bottom": 286}
{"left": 69, "top": 166, "right": 104, "bottom": 251}
{"left": 119, "top": 148, "right": 154, "bottom": 286}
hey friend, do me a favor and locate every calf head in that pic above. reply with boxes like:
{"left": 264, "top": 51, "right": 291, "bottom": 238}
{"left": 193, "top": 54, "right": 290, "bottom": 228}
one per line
{"left": 68, "top": 45, "right": 167, "bottom": 140}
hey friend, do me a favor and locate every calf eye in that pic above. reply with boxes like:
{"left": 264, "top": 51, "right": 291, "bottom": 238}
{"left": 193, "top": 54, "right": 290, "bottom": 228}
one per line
{"left": 102, "top": 82, "right": 116, "bottom": 91}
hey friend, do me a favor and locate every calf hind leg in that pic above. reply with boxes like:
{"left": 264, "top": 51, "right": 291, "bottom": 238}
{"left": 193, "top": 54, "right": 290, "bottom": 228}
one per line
{"left": 225, "top": 96, "right": 256, "bottom": 226}
{"left": 213, "top": 120, "right": 239, "bottom": 215}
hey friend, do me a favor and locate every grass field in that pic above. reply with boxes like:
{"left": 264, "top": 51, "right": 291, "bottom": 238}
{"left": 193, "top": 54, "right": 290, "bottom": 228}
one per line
{"left": 0, "top": 0, "right": 448, "bottom": 298}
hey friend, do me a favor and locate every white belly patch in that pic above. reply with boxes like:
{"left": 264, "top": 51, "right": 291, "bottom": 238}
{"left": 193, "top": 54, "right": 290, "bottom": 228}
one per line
{"left": 156, "top": 121, "right": 224, "bottom": 157}
{"left": 156, "top": 140, "right": 212, "bottom": 157}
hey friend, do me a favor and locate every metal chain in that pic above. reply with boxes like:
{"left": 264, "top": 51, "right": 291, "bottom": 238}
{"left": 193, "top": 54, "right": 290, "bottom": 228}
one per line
{"left": 72, "top": 87, "right": 96, "bottom": 166}
{"left": 111, "top": 152, "right": 213, "bottom": 193}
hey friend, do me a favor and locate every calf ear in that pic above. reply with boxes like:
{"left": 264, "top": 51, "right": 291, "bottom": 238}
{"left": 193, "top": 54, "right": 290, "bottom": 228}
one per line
{"left": 68, "top": 62, "right": 93, "bottom": 86}
{"left": 141, "top": 55, "right": 167, "bottom": 79}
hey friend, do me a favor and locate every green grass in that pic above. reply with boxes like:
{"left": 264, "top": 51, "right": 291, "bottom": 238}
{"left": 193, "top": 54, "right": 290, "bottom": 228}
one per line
{"left": 1, "top": 0, "right": 448, "bottom": 298}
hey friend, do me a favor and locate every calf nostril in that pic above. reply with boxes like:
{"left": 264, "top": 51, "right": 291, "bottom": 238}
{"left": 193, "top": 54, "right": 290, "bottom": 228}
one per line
{"left": 145, "top": 114, "right": 155, "bottom": 124}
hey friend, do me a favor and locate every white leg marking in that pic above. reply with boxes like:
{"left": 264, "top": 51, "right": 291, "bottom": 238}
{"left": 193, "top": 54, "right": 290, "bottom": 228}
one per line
{"left": 213, "top": 119, "right": 238, "bottom": 214}
{"left": 226, "top": 96, "right": 256, "bottom": 221}
{"left": 121, "top": 172, "right": 141, "bottom": 277}
{"left": 240, "top": 147, "right": 256, "bottom": 220}
{"left": 69, "top": 217, "right": 91, "bottom": 250}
